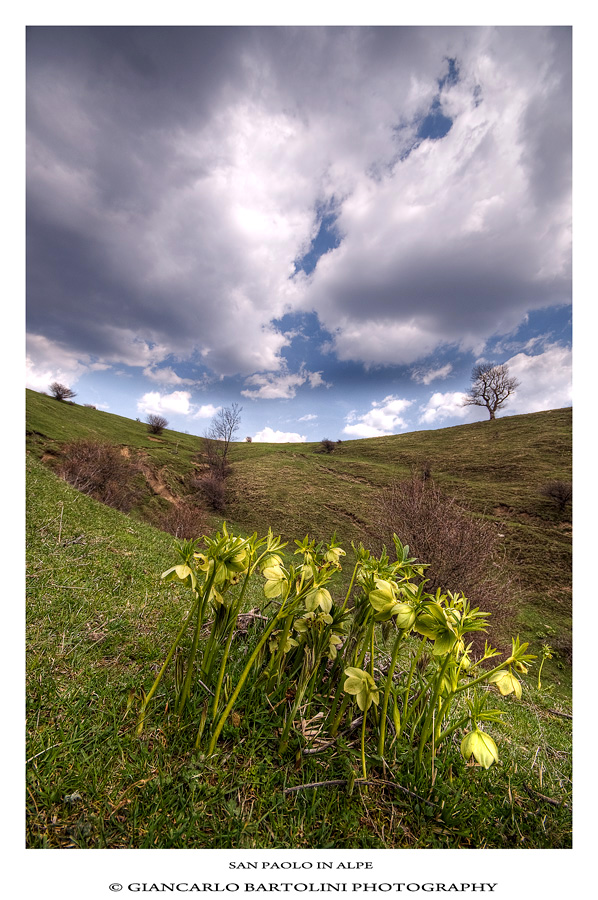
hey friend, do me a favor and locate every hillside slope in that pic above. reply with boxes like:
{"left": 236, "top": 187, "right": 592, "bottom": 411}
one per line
{"left": 26, "top": 389, "right": 572, "bottom": 686}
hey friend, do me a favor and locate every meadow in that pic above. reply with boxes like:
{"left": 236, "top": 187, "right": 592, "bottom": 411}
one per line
{"left": 25, "top": 390, "right": 572, "bottom": 848}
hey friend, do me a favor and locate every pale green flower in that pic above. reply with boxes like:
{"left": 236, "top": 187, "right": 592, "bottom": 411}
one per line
{"left": 460, "top": 729, "right": 499, "bottom": 769}
{"left": 263, "top": 564, "right": 287, "bottom": 599}
{"left": 489, "top": 669, "right": 522, "bottom": 700}
{"left": 324, "top": 547, "right": 346, "bottom": 566}
{"left": 343, "top": 666, "right": 380, "bottom": 712}
{"left": 304, "top": 587, "right": 333, "bottom": 614}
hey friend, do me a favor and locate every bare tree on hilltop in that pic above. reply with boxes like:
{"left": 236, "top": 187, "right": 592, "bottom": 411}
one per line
{"left": 463, "top": 363, "right": 520, "bottom": 420}
{"left": 49, "top": 382, "right": 77, "bottom": 401}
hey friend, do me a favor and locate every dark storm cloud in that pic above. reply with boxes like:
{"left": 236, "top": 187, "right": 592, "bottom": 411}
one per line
{"left": 26, "top": 25, "right": 571, "bottom": 384}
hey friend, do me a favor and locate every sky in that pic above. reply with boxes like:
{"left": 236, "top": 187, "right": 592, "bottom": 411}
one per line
{"left": 25, "top": 25, "right": 572, "bottom": 442}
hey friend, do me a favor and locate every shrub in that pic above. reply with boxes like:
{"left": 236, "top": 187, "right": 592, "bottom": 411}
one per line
{"left": 49, "top": 382, "right": 77, "bottom": 401}
{"left": 317, "top": 438, "right": 336, "bottom": 454}
{"left": 539, "top": 480, "right": 572, "bottom": 514}
{"left": 149, "top": 499, "right": 208, "bottom": 539}
{"left": 56, "top": 440, "right": 140, "bottom": 512}
{"left": 147, "top": 414, "right": 169, "bottom": 435}
{"left": 373, "top": 475, "right": 509, "bottom": 643}
{"left": 195, "top": 471, "right": 227, "bottom": 511}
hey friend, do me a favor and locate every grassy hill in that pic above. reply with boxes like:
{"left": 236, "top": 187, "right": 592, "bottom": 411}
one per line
{"left": 25, "top": 389, "right": 572, "bottom": 849}
{"left": 26, "top": 389, "right": 572, "bottom": 684}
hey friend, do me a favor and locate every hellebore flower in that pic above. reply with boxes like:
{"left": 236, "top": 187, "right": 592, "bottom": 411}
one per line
{"left": 414, "top": 601, "right": 458, "bottom": 655}
{"left": 394, "top": 602, "right": 417, "bottom": 631}
{"left": 263, "top": 564, "right": 287, "bottom": 599}
{"left": 489, "top": 669, "right": 522, "bottom": 700}
{"left": 460, "top": 729, "right": 499, "bottom": 769}
{"left": 343, "top": 666, "right": 380, "bottom": 712}
{"left": 324, "top": 546, "right": 346, "bottom": 567}
{"left": 305, "top": 586, "right": 333, "bottom": 614}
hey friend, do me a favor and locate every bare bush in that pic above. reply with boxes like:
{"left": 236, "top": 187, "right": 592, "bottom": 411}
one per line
{"left": 147, "top": 414, "right": 169, "bottom": 435}
{"left": 149, "top": 499, "right": 208, "bottom": 539}
{"left": 374, "top": 475, "right": 510, "bottom": 645}
{"left": 49, "top": 382, "right": 77, "bottom": 401}
{"left": 317, "top": 438, "right": 336, "bottom": 454}
{"left": 56, "top": 440, "right": 140, "bottom": 511}
{"left": 539, "top": 480, "right": 572, "bottom": 514}
{"left": 195, "top": 471, "right": 227, "bottom": 512}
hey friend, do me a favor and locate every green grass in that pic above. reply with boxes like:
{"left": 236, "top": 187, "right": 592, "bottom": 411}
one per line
{"left": 26, "top": 388, "right": 572, "bottom": 691}
{"left": 26, "top": 452, "right": 572, "bottom": 849}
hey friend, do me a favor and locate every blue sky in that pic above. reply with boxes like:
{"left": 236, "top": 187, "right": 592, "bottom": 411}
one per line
{"left": 25, "top": 25, "right": 572, "bottom": 442}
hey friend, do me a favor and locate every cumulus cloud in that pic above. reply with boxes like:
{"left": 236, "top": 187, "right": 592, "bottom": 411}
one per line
{"left": 26, "top": 27, "right": 571, "bottom": 384}
{"left": 241, "top": 367, "right": 329, "bottom": 400}
{"left": 504, "top": 344, "right": 571, "bottom": 413}
{"left": 193, "top": 403, "right": 221, "bottom": 419}
{"left": 137, "top": 390, "right": 192, "bottom": 416}
{"left": 419, "top": 390, "right": 470, "bottom": 425}
{"left": 26, "top": 333, "right": 95, "bottom": 391}
{"left": 343, "top": 395, "right": 413, "bottom": 438}
{"left": 252, "top": 426, "right": 306, "bottom": 443}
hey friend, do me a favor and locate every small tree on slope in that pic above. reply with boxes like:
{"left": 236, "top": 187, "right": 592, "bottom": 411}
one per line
{"left": 463, "top": 363, "right": 520, "bottom": 420}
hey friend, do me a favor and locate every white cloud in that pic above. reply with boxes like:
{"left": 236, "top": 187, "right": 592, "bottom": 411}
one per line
{"left": 300, "top": 29, "right": 571, "bottom": 369}
{"left": 298, "top": 413, "right": 318, "bottom": 421}
{"left": 419, "top": 390, "right": 471, "bottom": 425}
{"left": 241, "top": 367, "right": 329, "bottom": 400}
{"left": 137, "top": 390, "right": 192, "bottom": 416}
{"left": 142, "top": 366, "right": 196, "bottom": 387}
{"left": 343, "top": 395, "right": 412, "bottom": 438}
{"left": 412, "top": 363, "right": 453, "bottom": 385}
{"left": 252, "top": 426, "right": 306, "bottom": 443}
{"left": 26, "top": 334, "right": 90, "bottom": 391}
{"left": 504, "top": 344, "right": 571, "bottom": 413}
{"left": 193, "top": 403, "right": 221, "bottom": 419}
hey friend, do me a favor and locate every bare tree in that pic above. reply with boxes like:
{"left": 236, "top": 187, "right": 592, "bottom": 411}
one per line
{"left": 49, "top": 382, "right": 77, "bottom": 401}
{"left": 146, "top": 413, "right": 169, "bottom": 435}
{"left": 463, "top": 363, "right": 520, "bottom": 420}
{"left": 202, "top": 403, "right": 242, "bottom": 476}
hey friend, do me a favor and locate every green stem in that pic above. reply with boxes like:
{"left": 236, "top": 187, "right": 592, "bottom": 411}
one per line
{"left": 207, "top": 604, "right": 294, "bottom": 755}
{"left": 330, "top": 616, "right": 373, "bottom": 736}
{"left": 177, "top": 568, "right": 216, "bottom": 716}
{"left": 136, "top": 591, "right": 201, "bottom": 734}
{"left": 211, "top": 570, "right": 251, "bottom": 719}
{"left": 341, "top": 561, "right": 361, "bottom": 612}
{"left": 360, "top": 707, "right": 368, "bottom": 780}
{"left": 453, "top": 658, "right": 511, "bottom": 694}
{"left": 434, "top": 693, "right": 454, "bottom": 744}
{"left": 377, "top": 629, "right": 405, "bottom": 757}
{"left": 279, "top": 677, "right": 310, "bottom": 754}
{"left": 398, "top": 638, "right": 427, "bottom": 733}
{"left": 436, "top": 714, "right": 469, "bottom": 747}
{"left": 417, "top": 653, "right": 451, "bottom": 767}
